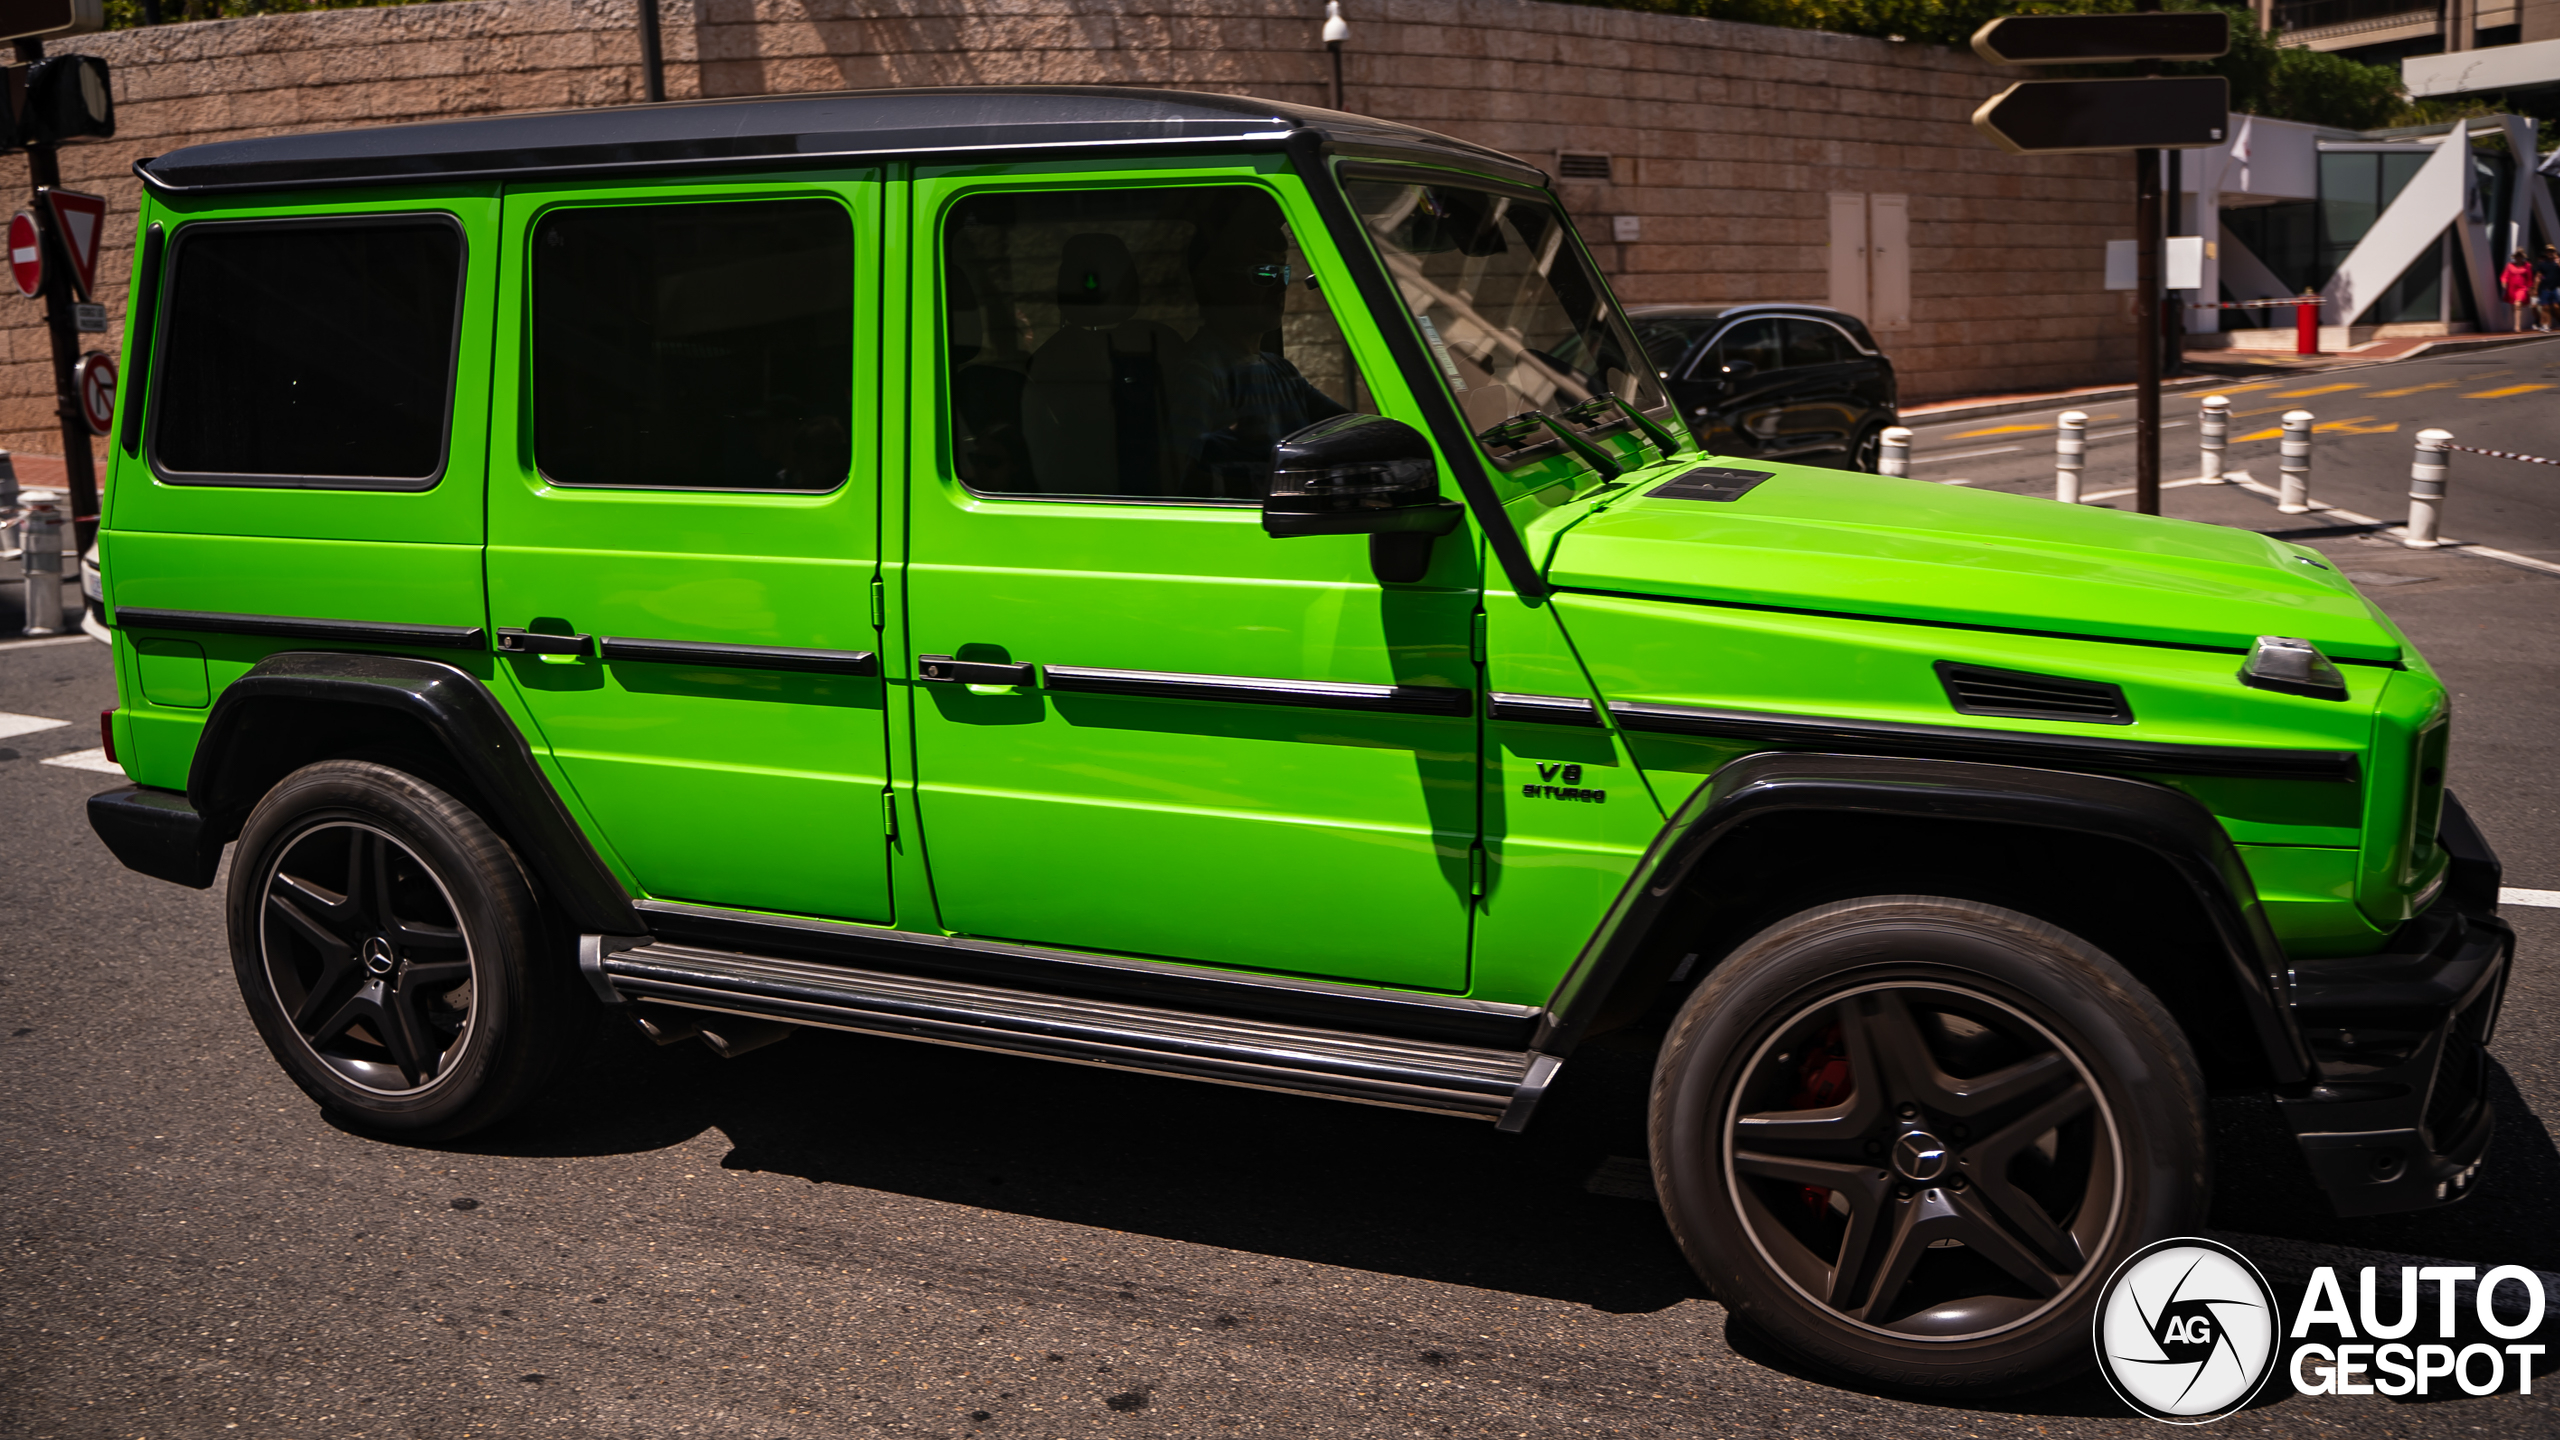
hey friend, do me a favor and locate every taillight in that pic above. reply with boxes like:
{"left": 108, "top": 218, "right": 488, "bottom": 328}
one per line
{"left": 99, "top": 707, "right": 116, "bottom": 765}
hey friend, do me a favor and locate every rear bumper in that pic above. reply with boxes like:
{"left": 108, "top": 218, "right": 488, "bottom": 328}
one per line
{"left": 2275, "top": 793, "right": 2512, "bottom": 1217}
{"left": 87, "top": 785, "right": 221, "bottom": 889}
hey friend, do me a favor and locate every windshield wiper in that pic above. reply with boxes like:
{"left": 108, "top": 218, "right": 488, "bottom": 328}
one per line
{"left": 1560, "top": 394, "right": 1686, "bottom": 461}
{"left": 1473, "top": 409, "right": 1624, "bottom": 481}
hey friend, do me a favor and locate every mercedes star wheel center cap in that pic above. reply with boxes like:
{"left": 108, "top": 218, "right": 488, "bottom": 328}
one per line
{"left": 1893, "top": 1131, "right": 1951, "bottom": 1183}
{"left": 362, "top": 936, "right": 397, "bottom": 977}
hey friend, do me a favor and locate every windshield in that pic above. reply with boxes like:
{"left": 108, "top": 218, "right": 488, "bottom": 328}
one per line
{"left": 1347, "top": 177, "right": 1673, "bottom": 476}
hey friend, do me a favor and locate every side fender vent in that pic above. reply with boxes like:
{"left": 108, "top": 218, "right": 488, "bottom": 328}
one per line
{"left": 1935, "top": 662, "right": 2133, "bottom": 725}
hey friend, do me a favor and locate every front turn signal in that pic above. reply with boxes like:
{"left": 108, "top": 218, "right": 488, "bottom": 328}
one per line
{"left": 2239, "top": 635, "right": 2348, "bottom": 701}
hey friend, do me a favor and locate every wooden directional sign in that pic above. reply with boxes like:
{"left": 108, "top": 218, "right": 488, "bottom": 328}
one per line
{"left": 1972, "top": 13, "right": 2230, "bottom": 65}
{"left": 1973, "top": 76, "right": 2230, "bottom": 155}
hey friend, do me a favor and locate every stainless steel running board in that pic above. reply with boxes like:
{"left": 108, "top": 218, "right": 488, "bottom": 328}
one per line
{"left": 588, "top": 938, "right": 1564, "bottom": 1130}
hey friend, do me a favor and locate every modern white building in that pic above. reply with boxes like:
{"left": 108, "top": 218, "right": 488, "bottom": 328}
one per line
{"left": 2180, "top": 108, "right": 2558, "bottom": 346}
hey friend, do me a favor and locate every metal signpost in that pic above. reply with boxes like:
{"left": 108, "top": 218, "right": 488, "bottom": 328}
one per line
{"left": 1971, "top": 10, "right": 2230, "bottom": 517}
{"left": 0, "top": 2, "right": 114, "bottom": 557}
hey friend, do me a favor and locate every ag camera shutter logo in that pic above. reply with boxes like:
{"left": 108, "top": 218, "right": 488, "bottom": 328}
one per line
{"left": 2094, "top": 1237, "right": 2280, "bottom": 1423}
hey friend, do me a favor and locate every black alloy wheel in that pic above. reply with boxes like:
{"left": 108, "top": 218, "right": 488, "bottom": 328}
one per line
{"left": 1651, "top": 896, "right": 2208, "bottom": 1396}
{"left": 228, "top": 759, "right": 590, "bottom": 1139}
{"left": 258, "top": 820, "right": 480, "bottom": 1094}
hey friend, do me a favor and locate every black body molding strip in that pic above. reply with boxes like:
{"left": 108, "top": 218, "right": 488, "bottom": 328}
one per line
{"left": 1287, "top": 131, "right": 1549, "bottom": 602}
{"left": 1609, "top": 699, "right": 2358, "bottom": 783}
{"left": 1488, "top": 692, "right": 1604, "bottom": 726}
{"left": 632, "top": 898, "right": 1540, "bottom": 1048}
{"left": 115, "top": 607, "right": 486, "bottom": 652}
{"left": 601, "top": 637, "right": 879, "bottom": 676}
{"left": 1045, "top": 664, "right": 1472, "bottom": 718}
{"left": 1537, "top": 751, "right": 2311, "bottom": 1083}
{"left": 118, "top": 222, "right": 164, "bottom": 457}
{"left": 168, "top": 651, "right": 639, "bottom": 932}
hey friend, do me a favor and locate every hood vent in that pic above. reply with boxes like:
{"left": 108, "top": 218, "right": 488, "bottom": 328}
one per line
{"left": 1935, "top": 662, "right": 2133, "bottom": 725}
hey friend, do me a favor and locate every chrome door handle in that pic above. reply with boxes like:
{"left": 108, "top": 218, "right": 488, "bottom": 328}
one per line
{"left": 917, "top": 654, "right": 1035, "bottom": 685}
{"left": 496, "top": 628, "right": 594, "bottom": 657}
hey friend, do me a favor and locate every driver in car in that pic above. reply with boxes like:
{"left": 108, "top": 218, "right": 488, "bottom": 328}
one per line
{"left": 1180, "top": 200, "right": 1349, "bottom": 497}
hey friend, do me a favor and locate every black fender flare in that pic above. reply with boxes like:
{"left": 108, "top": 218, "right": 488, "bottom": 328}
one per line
{"left": 115, "top": 650, "right": 638, "bottom": 934}
{"left": 1534, "top": 750, "right": 2310, "bottom": 1083}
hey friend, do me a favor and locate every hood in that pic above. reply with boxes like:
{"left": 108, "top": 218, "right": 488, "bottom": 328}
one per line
{"left": 1541, "top": 466, "right": 2406, "bottom": 663}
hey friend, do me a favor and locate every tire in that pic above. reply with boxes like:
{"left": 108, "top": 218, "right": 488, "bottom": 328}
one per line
{"left": 226, "top": 759, "right": 588, "bottom": 1141}
{"left": 1849, "top": 424, "right": 1885, "bottom": 474}
{"left": 1648, "top": 896, "right": 2208, "bottom": 1397}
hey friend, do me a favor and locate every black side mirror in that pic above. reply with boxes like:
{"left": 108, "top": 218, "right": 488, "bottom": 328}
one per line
{"left": 1264, "top": 414, "right": 1464, "bottom": 583}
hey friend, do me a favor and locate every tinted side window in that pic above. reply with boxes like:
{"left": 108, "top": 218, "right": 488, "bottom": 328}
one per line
{"left": 943, "top": 185, "right": 1372, "bottom": 502}
{"left": 1783, "top": 319, "right": 1851, "bottom": 368}
{"left": 153, "top": 220, "right": 462, "bottom": 486}
{"left": 1709, "top": 319, "right": 1783, "bottom": 374}
{"left": 535, "top": 200, "right": 851, "bottom": 491}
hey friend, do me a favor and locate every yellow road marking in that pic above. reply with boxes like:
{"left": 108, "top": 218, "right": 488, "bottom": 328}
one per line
{"left": 2275, "top": 383, "right": 2362, "bottom": 397}
{"left": 2314, "top": 417, "right": 2400, "bottom": 434}
{"left": 2370, "top": 379, "right": 2459, "bottom": 398}
{"left": 2463, "top": 384, "right": 2553, "bottom": 398}
{"left": 2235, "top": 428, "right": 2284, "bottom": 441}
{"left": 1953, "top": 423, "right": 2049, "bottom": 437}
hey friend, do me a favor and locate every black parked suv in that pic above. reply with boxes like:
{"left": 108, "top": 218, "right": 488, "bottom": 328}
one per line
{"left": 1629, "top": 303, "right": 1898, "bottom": 471}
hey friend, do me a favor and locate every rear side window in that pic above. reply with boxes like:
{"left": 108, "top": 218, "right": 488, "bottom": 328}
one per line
{"left": 152, "top": 218, "right": 463, "bottom": 488}
{"left": 1783, "top": 319, "right": 1851, "bottom": 368}
{"left": 534, "top": 199, "right": 852, "bottom": 492}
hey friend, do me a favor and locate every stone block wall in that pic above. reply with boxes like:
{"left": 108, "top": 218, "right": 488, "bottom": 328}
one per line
{"left": 4, "top": 0, "right": 2133, "bottom": 463}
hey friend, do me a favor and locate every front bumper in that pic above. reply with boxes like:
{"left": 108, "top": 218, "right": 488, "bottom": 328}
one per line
{"left": 2274, "top": 792, "right": 2513, "bottom": 1217}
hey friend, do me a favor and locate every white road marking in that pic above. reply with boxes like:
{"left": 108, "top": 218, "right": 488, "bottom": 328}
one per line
{"left": 0, "top": 711, "right": 72, "bottom": 740}
{"left": 2221, "top": 469, "right": 2560, "bottom": 579}
{"left": 39, "top": 747, "right": 123, "bottom": 775}
{"left": 2503, "top": 887, "right": 2560, "bottom": 908}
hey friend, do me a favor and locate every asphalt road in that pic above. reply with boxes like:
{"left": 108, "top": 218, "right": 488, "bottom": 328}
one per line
{"left": 1904, "top": 336, "right": 2560, "bottom": 564}
{"left": 6, "top": 390, "right": 2560, "bottom": 1435}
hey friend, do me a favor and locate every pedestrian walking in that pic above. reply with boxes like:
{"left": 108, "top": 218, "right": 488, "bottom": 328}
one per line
{"left": 2537, "top": 245, "right": 2560, "bottom": 331}
{"left": 2502, "top": 248, "right": 2537, "bottom": 331}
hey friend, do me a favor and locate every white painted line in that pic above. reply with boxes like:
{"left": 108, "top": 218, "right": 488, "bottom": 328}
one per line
{"left": 2503, "top": 887, "right": 2560, "bottom": 909}
{"left": 0, "top": 635, "right": 98, "bottom": 653}
{"left": 1913, "top": 445, "right": 2023, "bottom": 464}
{"left": 39, "top": 747, "right": 123, "bottom": 776}
{"left": 2080, "top": 476, "right": 2233, "bottom": 502}
{"left": 0, "top": 711, "right": 72, "bottom": 740}
{"left": 2220, "top": 469, "right": 2560, "bottom": 578}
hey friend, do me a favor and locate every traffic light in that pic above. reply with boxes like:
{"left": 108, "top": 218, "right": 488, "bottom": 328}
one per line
{"left": 23, "top": 55, "right": 108, "bottom": 143}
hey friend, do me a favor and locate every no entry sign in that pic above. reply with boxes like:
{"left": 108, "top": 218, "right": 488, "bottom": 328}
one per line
{"left": 7, "top": 210, "right": 43, "bottom": 298}
{"left": 73, "top": 350, "right": 113, "bottom": 435}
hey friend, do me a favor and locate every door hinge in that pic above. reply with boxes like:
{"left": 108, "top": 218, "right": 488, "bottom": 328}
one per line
{"left": 1470, "top": 611, "right": 1487, "bottom": 665}
{"left": 1468, "top": 842, "right": 1487, "bottom": 899}
{"left": 882, "top": 789, "right": 898, "bottom": 841}
{"left": 870, "top": 576, "right": 886, "bottom": 631}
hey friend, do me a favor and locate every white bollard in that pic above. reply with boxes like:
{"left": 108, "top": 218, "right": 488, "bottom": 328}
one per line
{"left": 2054, "top": 411, "right": 2087, "bottom": 504}
{"left": 2198, "top": 394, "right": 2230, "bottom": 483}
{"left": 2406, "top": 429, "right": 2451, "bottom": 549}
{"left": 2277, "top": 410, "right": 2315, "bottom": 513}
{"left": 1878, "top": 426, "right": 1912, "bottom": 477}
{"left": 19, "top": 496, "right": 62, "bottom": 637}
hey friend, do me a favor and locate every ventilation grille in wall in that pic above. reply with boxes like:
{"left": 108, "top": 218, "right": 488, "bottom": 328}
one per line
{"left": 1934, "top": 662, "right": 2134, "bottom": 725}
{"left": 1556, "top": 152, "right": 1613, "bottom": 181}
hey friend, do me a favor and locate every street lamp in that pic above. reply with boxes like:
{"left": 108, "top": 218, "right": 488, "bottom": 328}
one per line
{"left": 1323, "top": 2, "right": 1348, "bottom": 111}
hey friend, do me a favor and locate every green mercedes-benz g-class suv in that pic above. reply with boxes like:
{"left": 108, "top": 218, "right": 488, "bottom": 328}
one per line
{"left": 86, "top": 88, "right": 2511, "bottom": 1396}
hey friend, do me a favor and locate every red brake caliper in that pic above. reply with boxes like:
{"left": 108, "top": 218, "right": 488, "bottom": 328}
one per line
{"left": 1789, "top": 1022, "right": 1852, "bottom": 1218}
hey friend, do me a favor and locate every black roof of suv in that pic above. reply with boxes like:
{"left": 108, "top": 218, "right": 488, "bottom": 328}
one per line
{"left": 137, "top": 87, "right": 1545, "bottom": 195}
{"left": 1625, "top": 302, "right": 1883, "bottom": 357}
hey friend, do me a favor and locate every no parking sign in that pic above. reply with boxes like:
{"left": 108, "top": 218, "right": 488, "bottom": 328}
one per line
{"left": 73, "top": 350, "right": 113, "bottom": 435}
